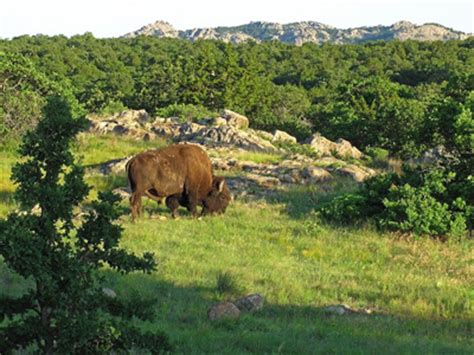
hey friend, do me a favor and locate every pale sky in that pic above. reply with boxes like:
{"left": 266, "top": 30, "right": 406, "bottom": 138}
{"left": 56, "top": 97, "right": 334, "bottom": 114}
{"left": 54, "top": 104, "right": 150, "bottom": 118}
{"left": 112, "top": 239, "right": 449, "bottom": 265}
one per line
{"left": 1, "top": 0, "right": 472, "bottom": 39}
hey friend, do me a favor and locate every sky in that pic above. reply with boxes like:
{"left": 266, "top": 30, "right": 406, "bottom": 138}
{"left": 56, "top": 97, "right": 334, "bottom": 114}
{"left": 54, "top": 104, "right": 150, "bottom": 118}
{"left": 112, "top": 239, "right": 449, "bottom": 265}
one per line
{"left": 1, "top": 0, "right": 472, "bottom": 39}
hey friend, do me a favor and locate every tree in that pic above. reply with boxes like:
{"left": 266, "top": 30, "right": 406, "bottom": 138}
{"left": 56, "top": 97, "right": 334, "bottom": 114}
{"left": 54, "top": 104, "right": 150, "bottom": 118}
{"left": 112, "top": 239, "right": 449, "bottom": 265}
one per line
{"left": 0, "top": 52, "right": 81, "bottom": 140}
{"left": 0, "top": 96, "right": 171, "bottom": 353}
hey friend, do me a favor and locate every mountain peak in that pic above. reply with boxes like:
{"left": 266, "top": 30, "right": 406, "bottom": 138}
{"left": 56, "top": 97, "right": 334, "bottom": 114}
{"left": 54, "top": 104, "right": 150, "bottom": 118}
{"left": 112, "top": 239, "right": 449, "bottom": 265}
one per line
{"left": 123, "top": 20, "right": 178, "bottom": 38}
{"left": 123, "top": 20, "right": 470, "bottom": 44}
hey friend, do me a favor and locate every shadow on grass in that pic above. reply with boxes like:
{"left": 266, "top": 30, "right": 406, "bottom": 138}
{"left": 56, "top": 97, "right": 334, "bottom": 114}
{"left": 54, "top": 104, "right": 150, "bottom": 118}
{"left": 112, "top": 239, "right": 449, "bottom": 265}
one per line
{"left": 99, "top": 271, "right": 472, "bottom": 354}
{"left": 1, "top": 262, "right": 471, "bottom": 353}
{"left": 260, "top": 178, "right": 360, "bottom": 220}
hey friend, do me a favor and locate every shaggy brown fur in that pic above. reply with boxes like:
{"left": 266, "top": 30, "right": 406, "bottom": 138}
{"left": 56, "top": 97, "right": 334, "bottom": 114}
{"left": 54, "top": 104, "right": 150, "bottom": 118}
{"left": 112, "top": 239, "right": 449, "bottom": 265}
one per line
{"left": 126, "top": 144, "right": 230, "bottom": 219}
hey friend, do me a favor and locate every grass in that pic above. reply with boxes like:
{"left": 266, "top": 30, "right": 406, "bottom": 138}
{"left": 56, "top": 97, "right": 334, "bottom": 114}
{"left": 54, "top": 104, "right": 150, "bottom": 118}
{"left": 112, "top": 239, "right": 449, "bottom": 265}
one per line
{"left": 1, "top": 133, "right": 473, "bottom": 353}
{"left": 105, "top": 196, "right": 473, "bottom": 353}
{"left": 74, "top": 133, "right": 168, "bottom": 166}
{"left": 0, "top": 140, "right": 20, "bottom": 217}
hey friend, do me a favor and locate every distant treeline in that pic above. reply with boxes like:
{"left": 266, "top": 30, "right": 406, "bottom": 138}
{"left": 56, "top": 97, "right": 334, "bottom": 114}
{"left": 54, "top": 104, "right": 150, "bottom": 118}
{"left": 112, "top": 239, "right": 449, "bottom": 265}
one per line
{"left": 1, "top": 34, "right": 473, "bottom": 156}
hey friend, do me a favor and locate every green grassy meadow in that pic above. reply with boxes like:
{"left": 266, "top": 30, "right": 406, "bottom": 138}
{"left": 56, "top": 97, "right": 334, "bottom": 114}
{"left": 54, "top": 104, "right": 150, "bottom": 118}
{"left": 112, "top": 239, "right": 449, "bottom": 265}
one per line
{"left": 1, "top": 134, "right": 473, "bottom": 353}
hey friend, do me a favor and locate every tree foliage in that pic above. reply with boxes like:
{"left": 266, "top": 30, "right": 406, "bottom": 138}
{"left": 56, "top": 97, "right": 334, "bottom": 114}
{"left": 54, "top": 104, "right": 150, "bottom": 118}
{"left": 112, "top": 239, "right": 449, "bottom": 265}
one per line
{"left": 0, "top": 96, "right": 171, "bottom": 353}
{"left": 1, "top": 35, "right": 472, "bottom": 157}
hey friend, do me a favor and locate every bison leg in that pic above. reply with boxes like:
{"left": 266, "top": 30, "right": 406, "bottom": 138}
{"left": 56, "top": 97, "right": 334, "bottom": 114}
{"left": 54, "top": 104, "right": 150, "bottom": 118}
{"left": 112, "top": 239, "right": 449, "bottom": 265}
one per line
{"left": 165, "top": 195, "right": 181, "bottom": 219}
{"left": 130, "top": 191, "right": 143, "bottom": 221}
{"left": 187, "top": 191, "right": 200, "bottom": 218}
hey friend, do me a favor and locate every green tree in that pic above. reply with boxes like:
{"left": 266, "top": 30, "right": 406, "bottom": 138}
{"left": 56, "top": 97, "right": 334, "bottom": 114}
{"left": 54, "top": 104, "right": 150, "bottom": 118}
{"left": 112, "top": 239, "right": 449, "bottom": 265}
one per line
{"left": 0, "top": 96, "right": 171, "bottom": 353}
{"left": 0, "top": 52, "right": 81, "bottom": 140}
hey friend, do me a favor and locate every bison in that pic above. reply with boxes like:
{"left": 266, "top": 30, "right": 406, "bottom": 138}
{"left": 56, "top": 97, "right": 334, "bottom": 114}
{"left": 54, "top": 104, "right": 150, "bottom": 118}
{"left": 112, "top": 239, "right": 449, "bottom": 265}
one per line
{"left": 126, "top": 144, "right": 231, "bottom": 219}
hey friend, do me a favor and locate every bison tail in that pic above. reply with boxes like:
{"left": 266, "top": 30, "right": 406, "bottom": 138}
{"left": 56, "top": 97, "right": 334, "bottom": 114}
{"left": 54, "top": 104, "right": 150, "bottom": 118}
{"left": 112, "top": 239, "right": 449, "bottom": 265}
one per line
{"left": 125, "top": 158, "right": 136, "bottom": 192}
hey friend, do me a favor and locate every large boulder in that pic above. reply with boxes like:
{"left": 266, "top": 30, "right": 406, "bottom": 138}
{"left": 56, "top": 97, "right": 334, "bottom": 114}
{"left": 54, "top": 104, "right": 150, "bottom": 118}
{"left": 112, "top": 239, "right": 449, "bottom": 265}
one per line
{"left": 221, "top": 109, "right": 250, "bottom": 129}
{"left": 272, "top": 130, "right": 297, "bottom": 144}
{"left": 335, "top": 164, "right": 376, "bottom": 182}
{"left": 303, "top": 166, "right": 332, "bottom": 182}
{"left": 335, "top": 138, "right": 363, "bottom": 159}
{"left": 115, "top": 109, "right": 150, "bottom": 124}
{"left": 198, "top": 126, "right": 277, "bottom": 152}
{"left": 409, "top": 146, "right": 455, "bottom": 166}
{"left": 306, "top": 133, "right": 363, "bottom": 160}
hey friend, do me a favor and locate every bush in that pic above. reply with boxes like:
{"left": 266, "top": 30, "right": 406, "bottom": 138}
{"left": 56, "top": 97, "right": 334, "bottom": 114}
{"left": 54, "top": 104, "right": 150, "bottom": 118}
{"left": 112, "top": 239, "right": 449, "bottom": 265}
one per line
{"left": 155, "top": 103, "right": 217, "bottom": 122}
{"left": 319, "top": 167, "right": 469, "bottom": 238}
{"left": 365, "top": 147, "right": 390, "bottom": 168}
{"left": 99, "top": 99, "right": 127, "bottom": 116}
{"left": 382, "top": 187, "right": 467, "bottom": 238}
{"left": 319, "top": 193, "right": 369, "bottom": 225}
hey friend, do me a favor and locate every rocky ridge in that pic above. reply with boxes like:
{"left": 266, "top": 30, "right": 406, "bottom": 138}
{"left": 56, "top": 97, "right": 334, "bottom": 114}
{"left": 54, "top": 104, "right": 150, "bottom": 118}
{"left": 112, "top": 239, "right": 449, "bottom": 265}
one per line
{"left": 88, "top": 109, "right": 376, "bottom": 200}
{"left": 123, "top": 20, "right": 470, "bottom": 44}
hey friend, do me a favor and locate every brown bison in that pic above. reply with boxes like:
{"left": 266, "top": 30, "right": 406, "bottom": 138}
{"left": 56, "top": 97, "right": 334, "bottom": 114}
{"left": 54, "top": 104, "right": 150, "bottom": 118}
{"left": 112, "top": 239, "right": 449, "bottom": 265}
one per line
{"left": 126, "top": 144, "right": 231, "bottom": 219}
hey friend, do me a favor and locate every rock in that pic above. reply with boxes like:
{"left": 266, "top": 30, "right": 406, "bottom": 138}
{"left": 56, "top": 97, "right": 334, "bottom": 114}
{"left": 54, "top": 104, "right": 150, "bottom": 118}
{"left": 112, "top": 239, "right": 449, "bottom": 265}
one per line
{"left": 321, "top": 304, "right": 376, "bottom": 315}
{"left": 335, "top": 164, "right": 376, "bottom": 182}
{"left": 211, "top": 158, "right": 232, "bottom": 171}
{"left": 116, "top": 109, "right": 150, "bottom": 124}
{"left": 315, "top": 156, "right": 346, "bottom": 167}
{"left": 278, "top": 160, "right": 302, "bottom": 169}
{"left": 221, "top": 109, "right": 249, "bottom": 129}
{"left": 125, "top": 21, "right": 469, "bottom": 44}
{"left": 152, "top": 117, "right": 168, "bottom": 125}
{"left": 89, "top": 120, "right": 116, "bottom": 134}
{"left": 212, "top": 117, "right": 228, "bottom": 126}
{"left": 321, "top": 304, "right": 355, "bottom": 315}
{"left": 240, "top": 161, "right": 262, "bottom": 172}
{"left": 306, "top": 133, "right": 363, "bottom": 159}
{"left": 272, "top": 130, "right": 297, "bottom": 144}
{"left": 102, "top": 287, "right": 117, "bottom": 298}
{"left": 234, "top": 294, "right": 264, "bottom": 313}
{"left": 335, "top": 138, "right": 363, "bottom": 159}
{"left": 151, "top": 123, "right": 181, "bottom": 138}
{"left": 112, "top": 187, "right": 131, "bottom": 200}
{"left": 198, "top": 126, "right": 277, "bottom": 152}
{"left": 303, "top": 166, "right": 332, "bottom": 182}
{"left": 99, "top": 157, "right": 132, "bottom": 175}
{"left": 245, "top": 173, "right": 280, "bottom": 188}
{"left": 306, "top": 133, "right": 336, "bottom": 157}
{"left": 280, "top": 174, "right": 296, "bottom": 184}
{"left": 208, "top": 302, "right": 240, "bottom": 321}
{"left": 409, "top": 145, "right": 456, "bottom": 166}
{"left": 142, "top": 132, "right": 156, "bottom": 141}
{"left": 255, "top": 130, "right": 274, "bottom": 141}
{"left": 178, "top": 122, "right": 205, "bottom": 137}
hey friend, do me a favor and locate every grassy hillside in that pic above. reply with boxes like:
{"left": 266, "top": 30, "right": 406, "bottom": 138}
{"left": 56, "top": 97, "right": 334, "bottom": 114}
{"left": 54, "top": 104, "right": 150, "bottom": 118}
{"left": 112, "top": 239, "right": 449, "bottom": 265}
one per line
{"left": 1, "top": 134, "right": 473, "bottom": 353}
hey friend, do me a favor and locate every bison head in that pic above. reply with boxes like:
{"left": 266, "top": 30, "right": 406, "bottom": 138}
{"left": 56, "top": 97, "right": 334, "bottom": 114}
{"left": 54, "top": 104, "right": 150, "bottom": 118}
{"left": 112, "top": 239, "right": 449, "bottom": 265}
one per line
{"left": 202, "top": 176, "right": 231, "bottom": 215}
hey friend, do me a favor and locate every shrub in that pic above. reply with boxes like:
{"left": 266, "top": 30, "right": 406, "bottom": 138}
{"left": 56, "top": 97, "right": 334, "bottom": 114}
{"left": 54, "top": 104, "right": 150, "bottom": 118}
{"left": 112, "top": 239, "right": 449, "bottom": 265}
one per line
{"left": 365, "top": 147, "right": 390, "bottom": 168}
{"left": 381, "top": 184, "right": 466, "bottom": 238}
{"left": 319, "top": 167, "right": 469, "bottom": 238}
{"left": 319, "top": 193, "right": 369, "bottom": 225}
{"left": 99, "top": 99, "right": 127, "bottom": 116}
{"left": 155, "top": 103, "right": 217, "bottom": 122}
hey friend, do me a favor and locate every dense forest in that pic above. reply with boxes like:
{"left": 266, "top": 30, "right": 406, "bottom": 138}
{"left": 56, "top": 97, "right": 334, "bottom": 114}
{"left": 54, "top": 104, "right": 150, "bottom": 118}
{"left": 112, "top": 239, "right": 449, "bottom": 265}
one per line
{"left": 1, "top": 34, "right": 473, "bottom": 158}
